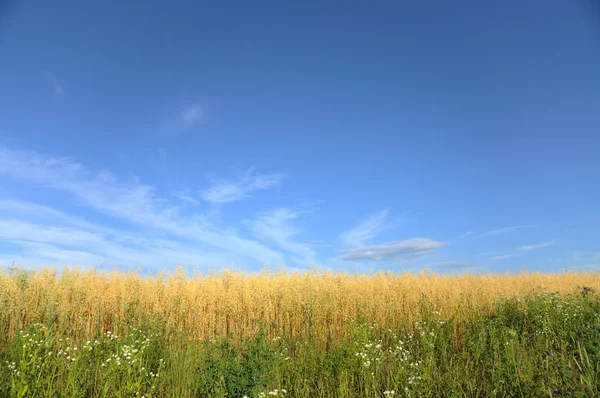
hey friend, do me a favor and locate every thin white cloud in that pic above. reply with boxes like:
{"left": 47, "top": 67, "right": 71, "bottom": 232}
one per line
{"left": 162, "top": 103, "right": 205, "bottom": 132}
{"left": 338, "top": 238, "right": 447, "bottom": 261}
{"left": 163, "top": 103, "right": 206, "bottom": 134}
{"left": 456, "top": 230, "right": 478, "bottom": 239}
{"left": 243, "top": 207, "right": 316, "bottom": 267}
{"left": 0, "top": 222, "right": 243, "bottom": 273}
{"left": 480, "top": 225, "right": 530, "bottom": 237}
{"left": 201, "top": 169, "right": 286, "bottom": 204}
{"left": 0, "top": 199, "right": 112, "bottom": 234}
{"left": 0, "top": 220, "right": 109, "bottom": 250}
{"left": 173, "top": 189, "right": 199, "bottom": 205}
{"left": 179, "top": 104, "right": 204, "bottom": 128}
{"left": 304, "top": 240, "right": 330, "bottom": 248}
{"left": 489, "top": 253, "right": 521, "bottom": 261}
{"left": 518, "top": 241, "right": 556, "bottom": 251}
{"left": 483, "top": 240, "right": 556, "bottom": 262}
{"left": 42, "top": 70, "right": 65, "bottom": 99}
{"left": 0, "top": 146, "right": 285, "bottom": 269}
{"left": 6, "top": 241, "right": 105, "bottom": 268}
{"left": 340, "top": 209, "right": 394, "bottom": 247}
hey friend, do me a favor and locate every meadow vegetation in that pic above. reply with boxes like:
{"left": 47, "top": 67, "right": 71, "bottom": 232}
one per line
{"left": 0, "top": 266, "right": 599, "bottom": 397}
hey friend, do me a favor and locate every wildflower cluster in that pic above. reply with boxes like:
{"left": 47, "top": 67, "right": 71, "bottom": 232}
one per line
{"left": 388, "top": 334, "right": 410, "bottom": 363}
{"left": 390, "top": 330, "right": 424, "bottom": 388}
{"left": 258, "top": 388, "right": 287, "bottom": 396}
{"left": 6, "top": 325, "right": 54, "bottom": 379}
{"left": 5, "top": 324, "right": 164, "bottom": 397}
{"left": 96, "top": 328, "right": 164, "bottom": 396}
{"left": 355, "top": 338, "right": 383, "bottom": 368}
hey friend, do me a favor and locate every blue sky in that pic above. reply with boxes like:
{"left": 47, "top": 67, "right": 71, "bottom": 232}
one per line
{"left": 1, "top": 1, "right": 599, "bottom": 274}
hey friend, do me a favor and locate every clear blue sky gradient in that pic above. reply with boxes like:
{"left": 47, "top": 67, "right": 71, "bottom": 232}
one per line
{"left": 1, "top": 1, "right": 599, "bottom": 274}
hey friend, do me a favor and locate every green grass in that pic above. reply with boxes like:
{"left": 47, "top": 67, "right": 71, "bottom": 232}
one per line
{"left": 1, "top": 288, "right": 599, "bottom": 397}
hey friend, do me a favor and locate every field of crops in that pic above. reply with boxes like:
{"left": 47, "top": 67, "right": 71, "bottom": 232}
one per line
{"left": 1, "top": 266, "right": 599, "bottom": 397}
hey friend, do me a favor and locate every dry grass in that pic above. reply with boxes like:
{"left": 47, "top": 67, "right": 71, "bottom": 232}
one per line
{"left": 1, "top": 266, "right": 599, "bottom": 344}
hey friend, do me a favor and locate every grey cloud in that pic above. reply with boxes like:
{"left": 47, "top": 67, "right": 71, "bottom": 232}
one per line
{"left": 339, "top": 238, "right": 447, "bottom": 261}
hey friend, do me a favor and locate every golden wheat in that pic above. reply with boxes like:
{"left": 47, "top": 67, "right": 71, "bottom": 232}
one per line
{"left": 1, "top": 266, "right": 598, "bottom": 345}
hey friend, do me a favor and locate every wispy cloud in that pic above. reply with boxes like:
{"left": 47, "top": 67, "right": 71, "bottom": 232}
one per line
{"left": 173, "top": 189, "right": 199, "bottom": 205}
{"left": 339, "top": 209, "right": 399, "bottom": 247}
{"left": 161, "top": 103, "right": 205, "bottom": 132}
{"left": 483, "top": 240, "right": 556, "bottom": 262}
{"left": 338, "top": 238, "right": 447, "bottom": 261}
{"left": 304, "top": 240, "right": 330, "bottom": 248}
{"left": 518, "top": 241, "right": 556, "bottom": 251}
{"left": 179, "top": 104, "right": 204, "bottom": 128}
{"left": 455, "top": 230, "right": 478, "bottom": 240}
{"left": 0, "top": 146, "right": 286, "bottom": 269}
{"left": 336, "top": 209, "right": 439, "bottom": 263}
{"left": 0, "top": 219, "right": 110, "bottom": 249}
{"left": 243, "top": 207, "right": 316, "bottom": 267}
{"left": 42, "top": 70, "right": 65, "bottom": 99}
{"left": 480, "top": 225, "right": 530, "bottom": 237}
{"left": 0, "top": 220, "right": 244, "bottom": 272}
{"left": 201, "top": 169, "right": 286, "bottom": 204}
{"left": 489, "top": 253, "right": 521, "bottom": 261}
{"left": 0, "top": 199, "right": 112, "bottom": 234}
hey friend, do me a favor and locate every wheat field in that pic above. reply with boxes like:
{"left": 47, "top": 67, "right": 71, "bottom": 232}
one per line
{"left": 1, "top": 266, "right": 599, "bottom": 397}
{"left": 1, "top": 266, "right": 598, "bottom": 342}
